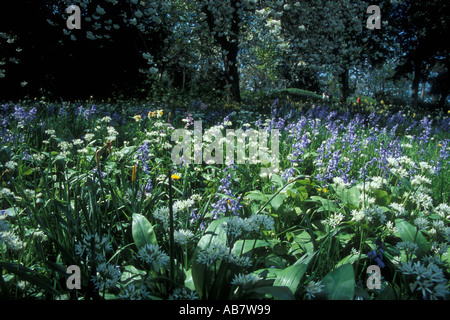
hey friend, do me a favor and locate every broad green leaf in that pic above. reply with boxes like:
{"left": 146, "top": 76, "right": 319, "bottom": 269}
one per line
{"left": 273, "top": 263, "right": 307, "bottom": 295}
{"left": 374, "top": 189, "right": 391, "bottom": 206}
{"left": 184, "top": 269, "right": 196, "bottom": 291}
{"left": 321, "top": 264, "right": 355, "bottom": 300}
{"left": 232, "top": 239, "right": 271, "bottom": 255}
{"left": 132, "top": 213, "right": 157, "bottom": 249}
{"left": 121, "top": 265, "right": 146, "bottom": 286}
{"left": 337, "top": 186, "right": 360, "bottom": 208}
{"left": 375, "top": 285, "right": 397, "bottom": 300}
{"left": 271, "top": 174, "right": 285, "bottom": 188}
{"left": 354, "top": 286, "right": 373, "bottom": 300}
{"left": 269, "top": 193, "right": 286, "bottom": 211}
{"left": 400, "top": 178, "right": 411, "bottom": 192}
{"left": 336, "top": 253, "right": 360, "bottom": 268}
{"left": 311, "top": 196, "right": 338, "bottom": 213}
{"left": 191, "top": 218, "right": 228, "bottom": 299}
{"left": 287, "top": 186, "right": 308, "bottom": 202}
{"left": 395, "top": 219, "right": 429, "bottom": 258}
{"left": 245, "top": 190, "right": 268, "bottom": 202}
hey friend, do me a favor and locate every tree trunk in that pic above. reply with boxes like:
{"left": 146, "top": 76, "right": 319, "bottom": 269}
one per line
{"left": 411, "top": 59, "right": 422, "bottom": 108}
{"left": 222, "top": 46, "right": 241, "bottom": 103}
{"left": 202, "top": 0, "right": 241, "bottom": 103}
{"left": 420, "top": 81, "right": 426, "bottom": 102}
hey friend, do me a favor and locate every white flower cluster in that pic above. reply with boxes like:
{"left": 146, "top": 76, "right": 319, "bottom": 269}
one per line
{"left": 153, "top": 198, "right": 195, "bottom": 230}
{"left": 224, "top": 214, "right": 274, "bottom": 241}
{"left": 322, "top": 212, "right": 345, "bottom": 229}
{"left": 230, "top": 273, "right": 261, "bottom": 289}
{"left": 0, "top": 219, "right": 24, "bottom": 251}
{"left": 196, "top": 242, "right": 252, "bottom": 268}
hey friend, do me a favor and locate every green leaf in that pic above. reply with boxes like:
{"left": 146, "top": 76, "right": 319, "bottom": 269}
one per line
{"left": 354, "top": 286, "right": 373, "bottom": 300}
{"left": 273, "top": 264, "right": 307, "bottom": 295}
{"left": 21, "top": 166, "right": 34, "bottom": 176}
{"left": 271, "top": 174, "right": 285, "bottom": 188}
{"left": 232, "top": 239, "right": 271, "bottom": 255}
{"left": 311, "top": 196, "right": 338, "bottom": 213}
{"left": 374, "top": 189, "right": 391, "bottom": 206}
{"left": 400, "top": 178, "right": 411, "bottom": 192}
{"left": 191, "top": 218, "right": 229, "bottom": 299}
{"left": 375, "top": 285, "right": 397, "bottom": 300}
{"left": 337, "top": 186, "right": 360, "bottom": 208}
{"left": 0, "top": 262, "right": 59, "bottom": 296}
{"left": 249, "top": 285, "right": 295, "bottom": 300}
{"left": 131, "top": 213, "right": 157, "bottom": 250}
{"left": 269, "top": 193, "right": 286, "bottom": 211}
{"left": 321, "top": 264, "right": 355, "bottom": 300}
{"left": 245, "top": 190, "right": 268, "bottom": 203}
{"left": 395, "top": 219, "right": 429, "bottom": 258}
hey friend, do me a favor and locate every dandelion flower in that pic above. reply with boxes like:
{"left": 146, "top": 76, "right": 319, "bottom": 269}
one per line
{"left": 171, "top": 174, "right": 181, "bottom": 180}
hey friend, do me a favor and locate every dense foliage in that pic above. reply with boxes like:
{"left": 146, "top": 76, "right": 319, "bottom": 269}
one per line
{"left": 1, "top": 0, "right": 449, "bottom": 108}
{"left": 0, "top": 98, "right": 448, "bottom": 300}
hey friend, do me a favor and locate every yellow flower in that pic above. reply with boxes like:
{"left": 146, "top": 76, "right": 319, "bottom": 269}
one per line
{"left": 171, "top": 174, "right": 181, "bottom": 180}
{"left": 317, "top": 188, "right": 322, "bottom": 192}
{"left": 323, "top": 188, "right": 328, "bottom": 193}
{"left": 438, "top": 144, "right": 442, "bottom": 147}
{"left": 133, "top": 115, "right": 142, "bottom": 122}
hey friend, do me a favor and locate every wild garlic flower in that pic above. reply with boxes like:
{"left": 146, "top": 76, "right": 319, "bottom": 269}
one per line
{"left": 305, "top": 280, "right": 325, "bottom": 299}
{"left": 332, "top": 177, "right": 350, "bottom": 189}
{"left": 435, "top": 203, "right": 450, "bottom": 219}
{"left": 351, "top": 209, "right": 365, "bottom": 222}
{"left": 119, "top": 283, "right": 150, "bottom": 300}
{"left": 174, "top": 229, "right": 195, "bottom": 246}
{"left": 231, "top": 273, "right": 261, "bottom": 289}
{"left": 169, "top": 287, "right": 198, "bottom": 300}
{"left": 75, "top": 233, "right": 113, "bottom": 263}
{"left": 395, "top": 241, "right": 418, "bottom": 256}
{"left": 414, "top": 217, "right": 428, "bottom": 231}
{"left": 137, "top": 244, "right": 169, "bottom": 272}
{"left": 389, "top": 202, "right": 407, "bottom": 217}
{"left": 322, "top": 212, "right": 345, "bottom": 229}
{"left": 5, "top": 161, "right": 17, "bottom": 171}
{"left": 225, "top": 215, "right": 274, "bottom": 241}
{"left": 1, "top": 220, "right": 24, "bottom": 251}
{"left": 196, "top": 243, "right": 230, "bottom": 266}
{"left": 411, "top": 174, "right": 431, "bottom": 187}
{"left": 227, "top": 254, "right": 252, "bottom": 268}
{"left": 90, "top": 262, "right": 122, "bottom": 290}
{"left": 398, "top": 261, "right": 448, "bottom": 300}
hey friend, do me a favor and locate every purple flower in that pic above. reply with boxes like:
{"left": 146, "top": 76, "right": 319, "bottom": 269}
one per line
{"left": 210, "top": 168, "right": 242, "bottom": 219}
{"left": 92, "top": 166, "right": 107, "bottom": 183}
{"left": 12, "top": 105, "right": 37, "bottom": 125}
{"left": 137, "top": 141, "right": 151, "bottom": 174}
{"left": 367, "top": 237, "right": 385, "bottom": 268}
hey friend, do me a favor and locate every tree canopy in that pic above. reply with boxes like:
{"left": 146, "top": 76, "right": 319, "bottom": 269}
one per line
{"left": 1, "top": 0, "right": 449, "bottom": 108}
